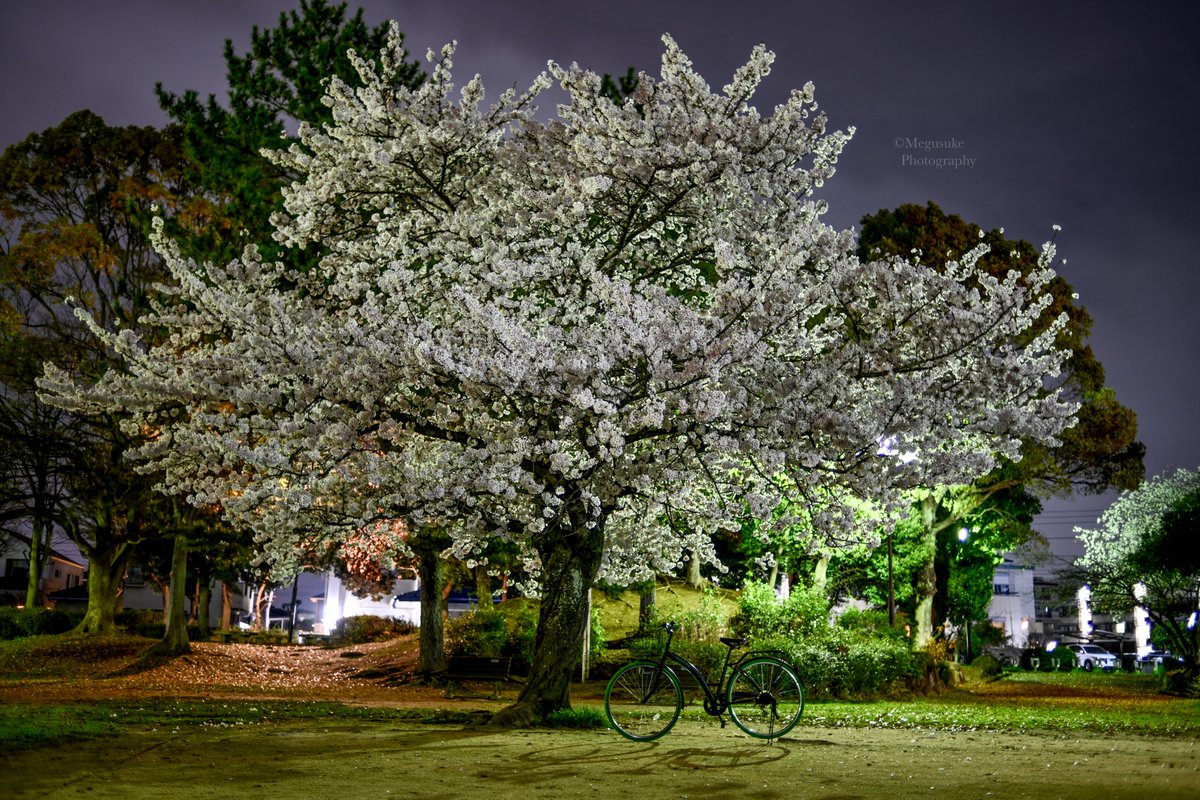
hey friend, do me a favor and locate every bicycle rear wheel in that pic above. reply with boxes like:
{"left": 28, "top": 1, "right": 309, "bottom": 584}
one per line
{"left": 605, "top": 661, "right": 683, "bottom": 741}
{"left": 726, "top": 657, "right": 804, "bottom": 739}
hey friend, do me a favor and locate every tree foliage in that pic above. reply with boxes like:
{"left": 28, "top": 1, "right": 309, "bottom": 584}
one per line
{"left": 1077, "top": 468, "right": 1200, "bottom": 676}
{"left": 859, "top": 202, "right": 1144, "bottom": 497}
{"left": 41, "top": 33, "right": 1075, "bottom": 724}
{"left": 153, "top": 0, "right": 428, "bottom": 640}
{"left": 156, "top": 0, "right": 422, "bottom": 265}
{"left": 856, "top": 202, "right": 1144, "bottom": 646}
{"left": 0, "top": 110, "right": 194, "bottom": 632}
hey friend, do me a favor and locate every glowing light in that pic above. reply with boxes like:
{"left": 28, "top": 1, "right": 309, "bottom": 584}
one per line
{"left": 1077, "top": 585, "right": 1093, "bottom": 636}
{"left": 876, "top": 436, "right": 918, "bottom": 464}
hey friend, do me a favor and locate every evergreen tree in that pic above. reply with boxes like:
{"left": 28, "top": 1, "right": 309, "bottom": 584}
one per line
{"left": 156, "top": 0, "right": 423, "bottom": 264}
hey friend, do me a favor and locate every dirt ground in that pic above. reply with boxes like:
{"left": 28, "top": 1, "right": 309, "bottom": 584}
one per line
{"left": 4, "top": 714, "right": 1198, "bottom": 800}
{"left": 1, "top": 639, "right": 497, "bottom": 713}
{"left": 2, "top": 639, "right": 1198, "bottom": 800}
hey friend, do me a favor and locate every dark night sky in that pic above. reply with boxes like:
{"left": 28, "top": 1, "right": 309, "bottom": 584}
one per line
{"left": 4, "top": 1, "right": 1198, "bottom": 563}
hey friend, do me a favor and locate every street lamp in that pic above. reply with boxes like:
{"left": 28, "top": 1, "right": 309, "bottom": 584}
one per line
{"left": 957, "top": 528, "right": 970, "bottom": 662}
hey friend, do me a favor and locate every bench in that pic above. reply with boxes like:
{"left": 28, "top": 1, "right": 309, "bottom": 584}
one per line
{"left": 443, "top": 656, "right": 513, "bottom": 699}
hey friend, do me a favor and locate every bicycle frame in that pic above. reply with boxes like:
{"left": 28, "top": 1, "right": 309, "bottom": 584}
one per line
{"left": 606, "top": 620, "right": 807, "bottom": 741}
{"left": 648, "top": 622, "right": 765, "bottom": 722}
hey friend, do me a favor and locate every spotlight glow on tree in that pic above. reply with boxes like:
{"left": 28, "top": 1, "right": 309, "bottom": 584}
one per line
{"left": 41, "top": 28, "right": 1076, "bottom": 724}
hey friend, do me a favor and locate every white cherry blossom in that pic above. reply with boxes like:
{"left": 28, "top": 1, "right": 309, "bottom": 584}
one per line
{"left": 40, "top": 29, "right": 1075, "bottom": 721}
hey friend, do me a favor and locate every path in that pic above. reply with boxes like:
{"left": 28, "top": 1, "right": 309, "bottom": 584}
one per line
{"left": 4, "top": 717, "right": 1197, "bottom": 799}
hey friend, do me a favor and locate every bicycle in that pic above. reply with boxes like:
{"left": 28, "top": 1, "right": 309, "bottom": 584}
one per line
{"left": 604, "top": 621, "right": 805, "bottom": 741}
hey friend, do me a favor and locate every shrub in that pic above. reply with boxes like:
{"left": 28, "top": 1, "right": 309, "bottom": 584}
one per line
{"left": 971, "top": 653, "right": 1004, "bottom": 678}
{"left": 0, "top": 608, "right": 25, "bottom": 640}
{"left": 730, "top": 581, "right": 829, "bottom": 641}
{"left": 672, "top": 585, "right": 729, "bottom": 645}
{"left": 114, "top": 610, "right": 205, "bottom": 640}
{"left": 589, "top": 607, "right": 606, "bottom": 665}
{"left": 445, "top": 600, "right": 538, "bottom": 673}
{"left": 624, "top": 625, "right": 730, "bottom": 683}
{"left": 1161, "top": 668, "right": 1195, "bottom": 697}
{"left": 745, "top": 626, "right": 920, "bottom": 700}
{"left": 0, "top": 607, "right": 77, "bottom": 640}
{"left": 330, "top": 615, "right": 415, "bottom": 645}
{"left": 723, "top": 583, "right": 928, "bottom": 698}
{"left": 115, "top": 609, "right": 160, "bottom": 629}
{"left": 835, "top": 607, "right": 909, "bottom": 643}
{"left": 1022, "top": 646, "right": 1075, "bottom": 672}
{"left": 128, "top": 623, "right": 202, "bottom": 640}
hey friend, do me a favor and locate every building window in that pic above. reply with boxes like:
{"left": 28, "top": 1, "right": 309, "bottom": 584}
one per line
{"left": 4, "top": 559, "right": 29, "bottom": 580}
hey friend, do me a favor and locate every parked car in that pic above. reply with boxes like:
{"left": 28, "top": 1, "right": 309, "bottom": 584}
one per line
{"left": 1068, "top": 644, "right": 1118, "bottom": 671}
{"left": 1137, "top": 650, "right": 1181, "bottom": 672}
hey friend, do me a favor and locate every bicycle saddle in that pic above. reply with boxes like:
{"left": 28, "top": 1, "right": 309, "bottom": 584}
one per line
{"left": 720, "top": 636, "right": 748, "bottom": 647}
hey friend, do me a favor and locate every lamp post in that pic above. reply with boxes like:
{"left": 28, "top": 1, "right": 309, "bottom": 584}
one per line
{"left": 958, "top": 527, "right": 970, "bottom": 662}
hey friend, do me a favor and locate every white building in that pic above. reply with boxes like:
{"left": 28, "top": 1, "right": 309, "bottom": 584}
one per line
{"left": 0, "top": 533, "right": 86, "bottom": 607}
{"left": 986, "top": 559, "right": 1036, "bottom": 648}
{"left": 300, "top": 571, "right": 480, "bottom": 635}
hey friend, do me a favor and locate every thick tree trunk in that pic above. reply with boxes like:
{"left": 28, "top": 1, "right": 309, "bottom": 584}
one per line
{"left": 252, "top": 581, "right": 270, "bottom": 629}
{"left": 685, "top": 549, "right": 703, "bottom": 589}
{"left": 813, "top": 556, "right": 830, "bottom": 592}
{"left": 220, "top": 583, "right": 233, "bottom": 629}
{"left": 146, "top": 535, "right": 190, "bottom": 657}
{"left": 196, "top": 580, "right": 212, "bottom": 638}
{"left": 638, "top": 583, "right": 656, "bottom": 632}
{"left": 489, "top": 518, "right": 605, "bottom": 728}
{"left": 24, "top": 514, "right": 46, "bottom": 608}
{"left": 74, "top": 539, "right": 133, "bottom": 635}
{"left": 415, "top": 542, "right": 446, "bottom": 675}
{"left": 913, "top": 494, "right": 939, "bottom": 649}
{"left": 154, "top": 576, "right": 171, "bottom": 621}
{"left": 475, "top": 565, "right": 492, "bottom": 606}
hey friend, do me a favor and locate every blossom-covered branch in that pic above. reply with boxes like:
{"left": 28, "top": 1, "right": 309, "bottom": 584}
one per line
{"left": 40, "top": 28, "right": 1076, "bottom": 722}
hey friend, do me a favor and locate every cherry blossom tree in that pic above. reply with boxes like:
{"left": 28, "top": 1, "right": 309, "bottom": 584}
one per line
{"left": 41, "top": 28, "right": 1076, "bottom": 725}
{"left": 1076, "top": 468, "right": 1200, "bottom": 678}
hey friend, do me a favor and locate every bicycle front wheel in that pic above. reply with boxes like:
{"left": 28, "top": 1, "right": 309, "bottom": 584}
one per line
{"left": 605, "top": 661, "right": 683, "bottom": 741}
{"left": 726, "top": 657, "right": 804, "bottom": 739}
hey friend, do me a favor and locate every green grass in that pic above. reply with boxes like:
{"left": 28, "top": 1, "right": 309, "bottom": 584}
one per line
{"left": 796, "top": 670, "right": 1200, "bottom": 736}
{"left": 800, "top": 699, "right": 1199, "bottom": 736}
{"left": 544, "top": 705, "right": 608, "bottom": 729}
{"left": 0, "top": 705, "right": 119, "bottom": 749}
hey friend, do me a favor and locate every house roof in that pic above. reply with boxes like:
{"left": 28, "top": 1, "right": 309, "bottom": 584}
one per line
{"left": 2, "top": 532, "right": 86, "bottom": 570}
